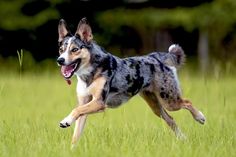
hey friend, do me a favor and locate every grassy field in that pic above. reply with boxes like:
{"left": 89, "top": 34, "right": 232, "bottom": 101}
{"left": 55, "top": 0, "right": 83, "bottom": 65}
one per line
{"left": 0, "top": 63, "right": 236, "bottom": 157}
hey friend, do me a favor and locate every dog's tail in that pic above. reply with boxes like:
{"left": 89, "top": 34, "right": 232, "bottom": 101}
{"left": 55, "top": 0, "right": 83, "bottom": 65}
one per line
{"left": 166, "top": 44, "right": 186, "bottom": 69}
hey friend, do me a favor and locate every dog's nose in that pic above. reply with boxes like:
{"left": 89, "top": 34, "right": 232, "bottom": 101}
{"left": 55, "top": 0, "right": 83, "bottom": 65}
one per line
{"left": 57, "top": 57, "right": 65, "bottom": 65}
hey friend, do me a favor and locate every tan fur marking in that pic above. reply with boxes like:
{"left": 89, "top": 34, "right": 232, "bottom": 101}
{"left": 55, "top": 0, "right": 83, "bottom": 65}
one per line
{"left": 66, "top": 43, "right": 91, "bottom": 68}
{"left": 70, "top": 76, "right": 107, "bottom": 120}
{"left": 72, "top": 95, "right": 92, "bottom": 146}
{"left": 92, "top": 68, "right": 103, "bottom": 82}
{"left": 79, "top": 48, "right": 91, "bottom": 66}
{"left": 179, "top": 99, "right": 201, "bottom": 119}
{"left": 71, "top": 115, "right": 87, "bottom": 146}
{"left": 140, "top": 92, "right": 161, "bottom": 116}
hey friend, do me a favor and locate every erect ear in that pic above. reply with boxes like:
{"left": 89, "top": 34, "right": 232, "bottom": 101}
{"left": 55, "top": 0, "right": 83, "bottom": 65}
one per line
{"left": 75, "top": 17, "right": 93, "bottom": 43}
{"left": 58, "top": 19, "right": 71, "bottom": 42}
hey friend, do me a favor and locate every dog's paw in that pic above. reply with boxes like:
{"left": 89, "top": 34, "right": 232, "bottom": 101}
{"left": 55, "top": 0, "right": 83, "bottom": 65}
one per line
{"left": 195, "top": 111, "right": 206, "bottom": 124}
{"left": 59, "top": 116, "right": 74, "bottom": 128}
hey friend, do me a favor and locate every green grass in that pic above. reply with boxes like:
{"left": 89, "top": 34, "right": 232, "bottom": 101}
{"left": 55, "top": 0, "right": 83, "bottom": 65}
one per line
{"left": 0, "top": 66, "right": 236, "bottom": 157}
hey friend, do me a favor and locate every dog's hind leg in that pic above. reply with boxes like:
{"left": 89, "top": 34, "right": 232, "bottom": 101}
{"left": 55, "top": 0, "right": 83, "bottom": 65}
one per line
{"left": 176, "top": 99, "right": 206, "bottom": 125}
{"left": 153, "top": 68, "right": 206, "bottom": 125}
{"left": 140, "top": 91, "right": 185, "bottom": 138}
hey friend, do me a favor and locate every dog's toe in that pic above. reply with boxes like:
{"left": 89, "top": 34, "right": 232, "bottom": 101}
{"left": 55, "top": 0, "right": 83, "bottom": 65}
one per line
{"left": 59, "top": 116, "right": 74, "bottom": 128}
{"left": 59, "top": 122, "right": 70, "bottom": 128}
{"left": 195, "top": 111, "right": 206, "bottom": 124}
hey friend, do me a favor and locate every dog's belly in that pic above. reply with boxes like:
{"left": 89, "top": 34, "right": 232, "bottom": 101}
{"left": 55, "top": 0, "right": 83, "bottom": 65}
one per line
{"left": 105, "top": 93, "right": 131, "bottom": 108}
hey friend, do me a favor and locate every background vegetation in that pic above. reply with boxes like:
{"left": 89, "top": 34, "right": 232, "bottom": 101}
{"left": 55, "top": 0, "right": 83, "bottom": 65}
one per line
{"left": 0, "top": 0, "right": 236, "bottom": 71}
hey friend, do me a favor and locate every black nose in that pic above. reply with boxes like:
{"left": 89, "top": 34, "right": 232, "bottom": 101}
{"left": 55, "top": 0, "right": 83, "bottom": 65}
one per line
{"left": 57, "top": 57, "right": 65, "bottom": 65}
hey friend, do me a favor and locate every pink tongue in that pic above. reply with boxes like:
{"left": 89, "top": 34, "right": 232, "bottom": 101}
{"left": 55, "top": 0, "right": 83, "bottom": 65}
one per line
{"left": 61, "top": 65, "right": 74, "bottom": 85}
{"left": 61, "top": 65, "right": 74, "bottom": 77}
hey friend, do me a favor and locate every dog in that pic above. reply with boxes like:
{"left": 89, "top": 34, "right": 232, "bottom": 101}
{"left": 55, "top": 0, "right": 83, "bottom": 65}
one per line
{"left": 57, "top": 17, "right": 206, "bottom": 147}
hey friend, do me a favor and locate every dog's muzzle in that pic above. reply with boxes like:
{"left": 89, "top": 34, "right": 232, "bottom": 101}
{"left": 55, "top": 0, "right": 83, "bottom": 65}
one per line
{"left": 57, "top": 57, "right": 65, "bottom": 65}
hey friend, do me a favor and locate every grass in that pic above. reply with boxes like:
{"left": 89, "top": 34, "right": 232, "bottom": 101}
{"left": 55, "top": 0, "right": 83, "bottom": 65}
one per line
{"left": 0, "top": 62, "right": 236, "bottom": 157}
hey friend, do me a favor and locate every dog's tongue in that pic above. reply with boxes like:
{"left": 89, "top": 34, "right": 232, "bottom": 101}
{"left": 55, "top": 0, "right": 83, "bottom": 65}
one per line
{"left": 61, "top": 65, "right": 74, "bottom": 77}
{"left": 61, "top": 65, "right": 74, "bottom": 85}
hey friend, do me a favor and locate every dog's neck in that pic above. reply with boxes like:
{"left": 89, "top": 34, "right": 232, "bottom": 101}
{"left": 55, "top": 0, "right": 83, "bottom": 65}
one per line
{"left": 75, "top": 42, "right": 116, "bottom": 86}
{"left": 74, "top": 43, "right": 103, "bottom": 84}
{"left": 75, "top": 65, "right": 93, "bottom": 83}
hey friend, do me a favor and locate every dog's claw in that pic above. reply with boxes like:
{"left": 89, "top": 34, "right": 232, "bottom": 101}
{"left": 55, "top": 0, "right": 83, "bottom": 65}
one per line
{"left": 197, "top": 118, "right": 205, "bottom": 124}
{"left": 60, "top": 122, "right": 70, "bottom": 128}
{"left": 59, "top": 116, "right": 74, "bottom": 128}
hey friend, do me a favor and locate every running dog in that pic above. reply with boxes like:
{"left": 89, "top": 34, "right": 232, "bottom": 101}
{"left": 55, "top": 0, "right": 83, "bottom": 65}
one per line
{"left": 57, "top": 18, "right": 206, "bottom": 146}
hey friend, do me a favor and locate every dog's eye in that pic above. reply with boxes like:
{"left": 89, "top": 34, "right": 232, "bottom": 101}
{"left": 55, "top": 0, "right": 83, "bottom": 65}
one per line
{"left": 59, "top": 47, "right": 63, "bottom": 53}
{"left": 71, "top": 48, "right": 79, "bottom": 52}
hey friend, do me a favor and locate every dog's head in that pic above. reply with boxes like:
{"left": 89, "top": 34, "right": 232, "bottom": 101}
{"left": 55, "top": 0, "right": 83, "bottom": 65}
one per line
{"left": 57, "top": 18, "right": 93, "bottom": 79}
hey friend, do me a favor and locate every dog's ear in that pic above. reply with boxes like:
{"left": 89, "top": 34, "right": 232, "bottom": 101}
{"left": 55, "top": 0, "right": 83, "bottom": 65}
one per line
{"left": 75, "top": 17, "right": 93, "bottom": 43}
{"left": 58, "top": 19, "right": 71, "bottom": 42}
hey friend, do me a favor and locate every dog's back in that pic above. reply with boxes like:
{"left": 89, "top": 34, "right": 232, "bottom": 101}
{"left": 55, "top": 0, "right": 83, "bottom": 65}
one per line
{"left": 103, "top": 44, "right": 185, "bottom": 108}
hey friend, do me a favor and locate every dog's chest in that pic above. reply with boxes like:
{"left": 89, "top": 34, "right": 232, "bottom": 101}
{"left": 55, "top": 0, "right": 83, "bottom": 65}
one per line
{"left": 76, "top": 77, "right": 88, "bottom": 96}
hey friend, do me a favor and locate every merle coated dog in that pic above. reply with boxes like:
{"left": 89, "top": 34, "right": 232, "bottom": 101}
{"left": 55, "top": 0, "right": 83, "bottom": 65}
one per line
{"left": 57, "top": 18, "right": 206, "bottom": 147}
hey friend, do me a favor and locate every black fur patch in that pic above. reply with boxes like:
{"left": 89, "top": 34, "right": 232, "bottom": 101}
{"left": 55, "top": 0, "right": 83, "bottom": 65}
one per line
{"left": 125, "top": 75, "right": 132, "bottom": 84}
{"left": 122, "top": 60, "right": 127, "bottom": 65}
{"left": 164, "top": 66, "right": 170, "bottom": 71}
{"left": 100, "top": 56, "right": 112, "bottom": 76}
{"left": 160, "top": 92, "right": 169, "bottom": 99}
{"left": 149, "top": 54, "right": 166, "bottom": 72}
{"left": 110, "top": 87, "right": 119, "bottom": 93}
{"left": 127, "top": 63, "right": 144, "bottom": 95}
{"left": 159, "top": 62, "right": 164, "bottom": 72}
{"left": 101, "top": 89, "right": 107, "bottom": 101}
{"left": 111, "top": 56, "right": 117, "bottom": 70}
{"left": 149, "top": 64, "right": 155, "bottom": 74}
{"left": 99, "top": 55, "right": 117, "bottom": 77}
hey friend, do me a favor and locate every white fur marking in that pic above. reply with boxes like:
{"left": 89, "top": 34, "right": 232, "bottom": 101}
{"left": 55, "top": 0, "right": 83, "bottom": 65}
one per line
{"left": 76, "top": 77, "right": 88, "bottom": 96}
{"left": 169, "top": 66, "right": 181, "bottom": 93}
{"left": 59, "top": 38, "right": 73, "bottom": 65}
{"left": 60, "top": 114, "right": 74, "bottom": 126}
{"left": 168, "top": 44, "right": 177, "bottom": 52}
{"left": 195, "top": 111, "right": 206, "bottom": 124}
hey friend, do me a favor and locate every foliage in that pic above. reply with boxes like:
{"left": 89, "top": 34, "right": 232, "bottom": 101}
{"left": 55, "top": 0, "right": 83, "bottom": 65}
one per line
{"left": 96, "top": 0, "right": 236, "bottom": 57}
{"left": 0, "top": 0, "right": 60, "bottom": 30}
{"left": 97, "top": 0, "right": 236, "bottom": 32}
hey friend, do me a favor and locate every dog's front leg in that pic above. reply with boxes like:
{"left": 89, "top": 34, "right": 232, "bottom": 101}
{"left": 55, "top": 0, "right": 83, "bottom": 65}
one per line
{"left": 71, "top": 96, "right": 91, "bottom": 147}
{"left": 59, "top": 99, "right": 106, "bottom": 128}
{"left": 60, "top": 76, "right": 107, "bottom": 128}
{"left": 71, "top": 115, "right": 87, "bottom": 148}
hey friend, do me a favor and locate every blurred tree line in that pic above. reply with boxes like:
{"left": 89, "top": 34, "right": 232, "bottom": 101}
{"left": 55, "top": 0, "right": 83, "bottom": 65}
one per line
{"left": 0, "top": 0, "right": 236, "bottom": 71}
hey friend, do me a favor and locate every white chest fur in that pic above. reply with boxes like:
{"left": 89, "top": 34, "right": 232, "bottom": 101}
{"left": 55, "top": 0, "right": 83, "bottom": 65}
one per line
{"left": 76, "top": 77, "right": 88, "bottom": 96}
{"left": 75, "top": 66, "right": 93, "bottom": 97}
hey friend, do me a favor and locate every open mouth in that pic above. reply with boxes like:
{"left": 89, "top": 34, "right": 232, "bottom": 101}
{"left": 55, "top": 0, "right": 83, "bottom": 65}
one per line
{"left": 60, "top": 60, "right": 81, "bottom": 79}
